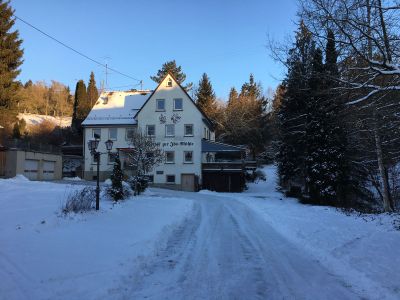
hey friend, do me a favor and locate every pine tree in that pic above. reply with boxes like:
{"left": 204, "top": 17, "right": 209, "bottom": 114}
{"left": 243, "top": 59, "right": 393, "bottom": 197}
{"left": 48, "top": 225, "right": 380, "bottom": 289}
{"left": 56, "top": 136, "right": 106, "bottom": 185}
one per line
{"left": 71, "top": 80, "right": 88, "bottom": 132}
{"left": 227, "top": 87, "right": 238, "bottom": 106}
{"left": 151, "top": 60, "right": 193, "bottom": 91}
{"left": 195, "top": 73, "right": 216, "bottom": 117}
{"left": 0, "top": 0, "right": 24, "bottom": 129}
{"left": 276, "top": 21, "right": 315, "bottom": 190}
{"left": 109, "top": 157, "right": 124, "bottom": 201}
{"left": 87, "top": 71, "right": 98, "bottom": 107}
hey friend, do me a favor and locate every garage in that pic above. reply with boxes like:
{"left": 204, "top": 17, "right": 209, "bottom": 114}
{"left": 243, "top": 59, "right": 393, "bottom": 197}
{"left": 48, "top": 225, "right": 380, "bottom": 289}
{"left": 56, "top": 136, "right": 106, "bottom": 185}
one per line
{"left": 43, "top": 161, "right": 56, "bottom": 180}
{"left": 24, "top": 159, "right": 39, "bottom": 180}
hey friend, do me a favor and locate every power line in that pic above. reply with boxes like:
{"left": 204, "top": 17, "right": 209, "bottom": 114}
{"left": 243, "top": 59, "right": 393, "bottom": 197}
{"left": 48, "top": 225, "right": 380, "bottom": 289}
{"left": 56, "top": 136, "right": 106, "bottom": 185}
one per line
{"left": 14, "top": 15, "right": 142, "bottom": 82}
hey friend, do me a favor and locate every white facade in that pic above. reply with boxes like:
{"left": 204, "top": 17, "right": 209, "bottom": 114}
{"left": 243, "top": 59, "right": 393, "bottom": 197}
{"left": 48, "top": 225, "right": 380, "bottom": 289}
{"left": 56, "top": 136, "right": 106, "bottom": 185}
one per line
{"left": 82, "top": 74, "right": 215, "bottom": 189}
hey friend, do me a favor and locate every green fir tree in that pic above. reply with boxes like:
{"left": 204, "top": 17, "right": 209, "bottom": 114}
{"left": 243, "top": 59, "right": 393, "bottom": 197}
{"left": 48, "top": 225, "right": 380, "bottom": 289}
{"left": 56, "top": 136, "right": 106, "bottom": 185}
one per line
{"left": 87, "top": 71, "right": 98, "bottom": 107}
{"left": 0, "top": 0, "right": 24, "bottom": 128}
{"left": 151, "top": 60, "right": 193, "bottom": 91}
{"left": 195, "top": 73, "right": 216, "bottom": 116}
{"left": 109, "top": 157, "right": 124, "bottom": 201}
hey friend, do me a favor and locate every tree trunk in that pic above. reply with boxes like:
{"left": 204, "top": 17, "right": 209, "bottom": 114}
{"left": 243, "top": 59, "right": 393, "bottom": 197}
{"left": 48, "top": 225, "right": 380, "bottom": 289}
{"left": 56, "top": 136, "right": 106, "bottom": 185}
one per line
{"left": 373, "top": 114, "right": 392, "bottom": 212}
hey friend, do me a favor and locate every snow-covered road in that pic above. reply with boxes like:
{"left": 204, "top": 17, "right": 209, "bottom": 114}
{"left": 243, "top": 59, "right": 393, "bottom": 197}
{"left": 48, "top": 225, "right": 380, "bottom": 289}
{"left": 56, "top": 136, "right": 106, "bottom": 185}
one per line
{"left": 121, "top": 190, "right": 357, "bottom": 300}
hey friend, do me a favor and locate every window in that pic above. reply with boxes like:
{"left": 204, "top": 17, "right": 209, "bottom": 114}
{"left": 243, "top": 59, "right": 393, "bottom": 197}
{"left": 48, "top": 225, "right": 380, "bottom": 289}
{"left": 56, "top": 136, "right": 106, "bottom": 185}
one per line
{"left": 173, "top": 98, "right": 183, "bottom": 110}
{"left": 184, "top": 124, "right": 193, "bottom": 136}
{"left": 166, "top": 175, "right": 175, "bottom": 183}
{"left": 146, "top": 152, "right": 154, "bottom": 159}
{"left": 165, "top": 151, "right": 175, "bottom": 163}
{"left": 204, "top": 128, "right": 207, "bottom": 139}
{"left": 146, "top": 175, "right": 154, "bottom": 183}
{"left": 146, "top": 125, "right": 155, "bottom": 136}
{"left": 92, "top": 128, "right": 101, "bottom": 139}
{"left": 165, "top": 124, "right": 175, "bottom": 137}
{"left": 184, "top": 151, "right": 193, "bottom": 163}
{"left": 108, "top": 152, "right": 117, "bottom": 164}
{"left": 156, "top": 99, "right": 165, "bottom": 111}
{"left": 109, "top": 128, "right": 117, "bottom": 140}
{"left": 156, "top": 170, "right": 164, "bottom": 175}
{"left": 166, "top": 78, "right": 172, "bottom": 87}
{"left": 126, "top": 128, "right": 135, "bottom": 140}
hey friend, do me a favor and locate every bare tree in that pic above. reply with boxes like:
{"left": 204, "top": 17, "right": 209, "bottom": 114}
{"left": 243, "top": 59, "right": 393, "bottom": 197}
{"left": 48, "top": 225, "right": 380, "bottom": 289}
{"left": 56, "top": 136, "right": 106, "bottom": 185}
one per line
{"left": 127, "top": 129, "right": 164, "bottom": 177}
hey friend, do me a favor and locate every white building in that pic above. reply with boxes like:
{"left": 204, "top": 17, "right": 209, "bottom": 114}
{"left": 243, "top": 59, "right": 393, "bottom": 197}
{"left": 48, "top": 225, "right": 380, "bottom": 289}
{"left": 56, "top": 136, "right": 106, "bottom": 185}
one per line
{"left": 83, "top": 73, "right": 239, "bottom": 191}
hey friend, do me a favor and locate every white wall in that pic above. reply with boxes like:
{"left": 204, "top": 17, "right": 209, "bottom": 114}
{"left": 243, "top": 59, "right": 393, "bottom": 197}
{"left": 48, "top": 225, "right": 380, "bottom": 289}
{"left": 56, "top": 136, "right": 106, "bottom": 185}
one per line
{"left": 136, "top": 74, "right": 207, "bottom": 185}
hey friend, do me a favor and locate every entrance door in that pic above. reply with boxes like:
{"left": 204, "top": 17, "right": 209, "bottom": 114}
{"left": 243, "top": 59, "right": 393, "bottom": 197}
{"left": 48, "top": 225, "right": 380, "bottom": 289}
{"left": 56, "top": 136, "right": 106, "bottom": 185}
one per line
{"left": 43, "top": 161, "right": 56, "bottom": 180}
{"left": 181, "top": 174, "right": 195, "bottom": 192}
{"left": 24, "top": 159, "right": 39, "bottom": 180}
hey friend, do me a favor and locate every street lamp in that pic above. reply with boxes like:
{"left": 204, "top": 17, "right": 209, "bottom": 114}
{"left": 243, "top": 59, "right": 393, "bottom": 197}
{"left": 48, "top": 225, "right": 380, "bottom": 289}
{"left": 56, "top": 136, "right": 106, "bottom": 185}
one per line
{"left": 88, "top": 138, "right": 114, "bottom": 210}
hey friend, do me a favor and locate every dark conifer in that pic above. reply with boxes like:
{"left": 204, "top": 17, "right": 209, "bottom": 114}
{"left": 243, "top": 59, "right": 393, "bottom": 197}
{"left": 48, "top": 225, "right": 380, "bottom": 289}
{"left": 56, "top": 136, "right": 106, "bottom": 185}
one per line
{"left": 109, "top": 157, "right": 124, "bottom": 201}
{"left": 87, "top": 72, "right": 99, "bottom": 107}
{"left": 0, "top": 0, "right": 24, "bottom": 128}
{"left": 71, "top": 80, "right": 88, "bottom": 132}
{"left": 195, "top": 73, "right": 216, "bottom": 115}
{"left": 151, "top": 60, "right": 193, "bottom": 91}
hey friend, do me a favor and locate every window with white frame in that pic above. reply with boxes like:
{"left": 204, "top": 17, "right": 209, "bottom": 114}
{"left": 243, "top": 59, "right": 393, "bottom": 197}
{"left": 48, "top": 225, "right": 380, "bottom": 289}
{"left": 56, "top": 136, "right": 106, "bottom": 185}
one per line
{"left": 126, "top": 128, "right": 135, "bottom": 140}
{"left": 109, "top": 128, "right": 117, "bottom": 140}
{"left": 184, "top": 151, "right": 193, "bottom": 163}
{"left": 165, "top": 151, "right": 175, "bottom": 163}
{"left": 146, "top": 125, "right": 155, "bottom": 136}
{"left": 166, "top": 78, "right": 172, "bottom": 87}
{"left": 166, "top": 174, "right": 175, "bottom": 183}
{"left": 184, "top": 124, "right": 193, "bottom": 136}
{"left": 156, "top": 99, "right": 165, "bottom": 111}
{"left": 92, "top": 128, "right": 101, "bottom": 139}
{"left": 173, "top": 98, "right": 183, "bottom": 110}
{"left": 165, "top": 124, "right": 175, "bottom": 137}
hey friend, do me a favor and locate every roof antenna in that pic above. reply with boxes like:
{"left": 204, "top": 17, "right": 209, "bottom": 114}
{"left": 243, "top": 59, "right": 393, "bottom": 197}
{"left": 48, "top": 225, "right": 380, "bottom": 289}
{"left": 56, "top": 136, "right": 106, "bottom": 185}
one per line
{"left": 140, "top": 80, "right": 143, "bottom": 90}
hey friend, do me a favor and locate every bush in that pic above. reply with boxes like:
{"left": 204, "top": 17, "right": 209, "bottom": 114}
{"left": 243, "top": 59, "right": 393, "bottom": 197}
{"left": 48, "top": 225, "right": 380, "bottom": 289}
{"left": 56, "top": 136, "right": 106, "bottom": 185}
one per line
{"left": 104, "top": 179, "right": 132, "bottom": 201}
{"left": 63, "top": 187, "right": 96, "bottom": 213}
{"left": 128, "top": 175, "right": 149, "bottom": 196}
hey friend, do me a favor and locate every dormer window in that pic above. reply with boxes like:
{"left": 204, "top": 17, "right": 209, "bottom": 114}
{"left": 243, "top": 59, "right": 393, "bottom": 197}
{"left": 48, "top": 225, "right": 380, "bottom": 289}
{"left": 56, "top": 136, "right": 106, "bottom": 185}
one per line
{"left": 166, "top": 78, "right": 172, "bottom": 87}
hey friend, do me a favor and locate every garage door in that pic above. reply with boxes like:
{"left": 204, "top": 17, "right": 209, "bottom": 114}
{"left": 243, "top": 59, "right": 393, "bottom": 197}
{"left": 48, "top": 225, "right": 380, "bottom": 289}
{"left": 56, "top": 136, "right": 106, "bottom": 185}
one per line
{"left": 181, "top": 174, "right": 195, "bottom": 192}
{"left": 24, "top": 159, "right": 39, "bottom": 180}
{"left": 43, "top": 161, "right": 55, "bottom": 180}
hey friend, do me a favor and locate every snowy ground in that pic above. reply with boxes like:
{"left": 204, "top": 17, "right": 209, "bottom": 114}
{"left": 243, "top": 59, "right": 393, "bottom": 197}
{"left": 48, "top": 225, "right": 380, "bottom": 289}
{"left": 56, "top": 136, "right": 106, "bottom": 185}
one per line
{"left": 17, "top": 113, "right": 71, "bottom": 128}
{"left": 1, "top": 166, "right": 399, "bottom": 299}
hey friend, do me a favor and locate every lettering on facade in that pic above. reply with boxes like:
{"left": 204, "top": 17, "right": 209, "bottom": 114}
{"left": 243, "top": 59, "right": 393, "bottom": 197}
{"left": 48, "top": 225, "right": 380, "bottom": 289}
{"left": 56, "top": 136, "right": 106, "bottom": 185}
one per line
{"left": 161, "top": 141, "right": 194, "bottom": 148}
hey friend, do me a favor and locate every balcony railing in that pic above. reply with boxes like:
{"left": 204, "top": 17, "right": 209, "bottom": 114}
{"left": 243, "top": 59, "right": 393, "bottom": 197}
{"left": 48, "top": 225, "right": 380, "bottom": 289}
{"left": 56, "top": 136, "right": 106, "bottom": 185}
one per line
{"left": 202, "top": 160, "right": 257, "bottom": 172}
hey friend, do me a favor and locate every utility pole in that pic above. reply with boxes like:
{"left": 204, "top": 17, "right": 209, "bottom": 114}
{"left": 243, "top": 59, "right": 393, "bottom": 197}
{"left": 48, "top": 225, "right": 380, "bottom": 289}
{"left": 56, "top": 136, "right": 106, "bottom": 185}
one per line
{"left": 105, "top": 63, "right": 108, "bottom": 90}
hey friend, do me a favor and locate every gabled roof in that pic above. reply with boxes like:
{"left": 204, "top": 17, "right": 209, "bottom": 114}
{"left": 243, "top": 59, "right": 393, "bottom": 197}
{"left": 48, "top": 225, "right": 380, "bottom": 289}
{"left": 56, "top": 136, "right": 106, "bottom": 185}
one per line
{"left": 135, "top": 72, "right": 215, "bottom": 130}
{"left": 82, "top": 90, "right": 151, "bottom": 126}
{"left": 202, "top": 140, "right": 245, "bottom": 153}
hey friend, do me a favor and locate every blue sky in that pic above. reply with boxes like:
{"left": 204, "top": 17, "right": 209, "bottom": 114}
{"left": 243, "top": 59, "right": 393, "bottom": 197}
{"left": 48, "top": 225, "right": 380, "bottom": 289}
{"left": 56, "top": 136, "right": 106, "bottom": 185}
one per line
{"left": 11, "top": 0, "right": 298, "bottom": 99}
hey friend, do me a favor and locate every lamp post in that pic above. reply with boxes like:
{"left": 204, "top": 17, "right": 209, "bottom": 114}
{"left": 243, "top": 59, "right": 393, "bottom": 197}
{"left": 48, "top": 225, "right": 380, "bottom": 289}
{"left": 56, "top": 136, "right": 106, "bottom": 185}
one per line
{"left": 88, "top": 138, "right": 114, "bottom": 210}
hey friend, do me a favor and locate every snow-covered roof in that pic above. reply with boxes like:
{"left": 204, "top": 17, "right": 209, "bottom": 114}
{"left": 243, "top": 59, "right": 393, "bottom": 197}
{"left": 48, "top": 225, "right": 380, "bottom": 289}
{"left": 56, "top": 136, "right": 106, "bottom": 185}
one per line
{"left": 82, "top": 90, "right": 151, "bottom": 126}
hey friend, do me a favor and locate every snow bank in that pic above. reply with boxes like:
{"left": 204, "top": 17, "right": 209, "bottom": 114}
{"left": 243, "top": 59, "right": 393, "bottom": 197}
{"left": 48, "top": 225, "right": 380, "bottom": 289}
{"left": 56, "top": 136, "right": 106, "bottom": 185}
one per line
{"left": 237, "top": 165, "right": 400, "bottom": 299}
{"left": 0, "top": 174, "right": 30, "bottom": 182}
{"left": 62, "top": 176, "right": 82, "bottom": 181}
{"left": 0, "top": 180, "right": 194, "bottom": 299}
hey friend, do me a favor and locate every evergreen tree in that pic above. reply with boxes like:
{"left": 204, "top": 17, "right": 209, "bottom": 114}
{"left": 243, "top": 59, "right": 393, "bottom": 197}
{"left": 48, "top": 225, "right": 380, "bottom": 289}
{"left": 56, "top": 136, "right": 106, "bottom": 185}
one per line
{"left": 109, "top": 157, "right": 124, "bottom": 201}
{"left": 151, "top": 60, "right": 193, "bottom": 91}
{"left": 227, "top": 87, "right": 238, "bottom": 106}
{"left": 195, "top": 73, "right": 216, "bottom": 117}
{"left": 0, "top": 0, "right": 24, "bottom": 128}
{"left": 87, "top": 71, "right": 98, "bottom": 107}
{"left": 71, "top": 80, "right": 88, "bottom": 132}
{"left": 276, "top": 21, "right": 315, "bottom": 189}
